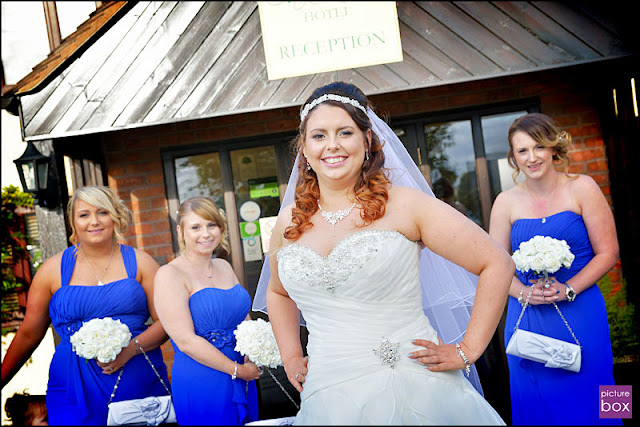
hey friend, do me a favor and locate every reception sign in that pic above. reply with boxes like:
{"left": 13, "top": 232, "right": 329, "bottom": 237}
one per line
{"left": 258, "top": 2, "right": 403, "bottom": 80}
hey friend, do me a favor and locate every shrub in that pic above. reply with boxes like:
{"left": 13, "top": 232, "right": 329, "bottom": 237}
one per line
{"left": 598, "top": 274, "right": 639, "bottom": 363}
{"left": 1, "top": 186, "right": 35, "bottom": 335}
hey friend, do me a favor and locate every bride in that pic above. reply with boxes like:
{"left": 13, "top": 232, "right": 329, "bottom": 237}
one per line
{"left": 253, "top": 82, "right": 513, "bottom": 425}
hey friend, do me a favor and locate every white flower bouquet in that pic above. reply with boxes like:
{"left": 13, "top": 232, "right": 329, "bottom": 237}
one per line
{"left": 506, "top": 235, "right": 582, "bottom": 372}
{"left": 234, "top": 318, "right": 282, "bottom": 369}
{"left": 511, "top": 235, "right": 575, "bottom": 277}
{"left": 234, "top": 319, "right": 299, "bottom": 409}
{"left": 70, "top": 317, "right": 132, "bottom": 363}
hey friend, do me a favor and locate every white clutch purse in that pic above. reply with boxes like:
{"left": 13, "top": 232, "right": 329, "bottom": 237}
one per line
{"left": 107, "top": 338, "right": 176, "bottom": 426}
{"left": 107, "top": 395, "right": 176, "bottom": 426}
{"left": 506, "top": 286, "right": 582, "bottom": 373}
{"left": 506, "top": 329, "right": 581, "bottom": 372}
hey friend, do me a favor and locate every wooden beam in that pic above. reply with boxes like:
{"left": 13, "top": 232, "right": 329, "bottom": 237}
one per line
{"left": 43, "top": 2, "right": 62, "bottom": 51}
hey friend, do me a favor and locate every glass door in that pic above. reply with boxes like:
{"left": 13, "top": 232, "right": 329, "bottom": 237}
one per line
{"left": 174, "top": 152, "right": 225, "bottom": 208}
{"left": 425, "top": 120, "right": 483, "bottom": 226}
{"left": 481, "top": 111, "right": 528, "bottom": 201}
{"left": 229, "top": 145, "right": 281, "bottom": 299}
{"left": 173, "top": 151, "right": 227, "bottom": 257}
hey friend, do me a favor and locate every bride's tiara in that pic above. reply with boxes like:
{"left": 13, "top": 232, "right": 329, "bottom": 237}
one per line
{"left": 300, "top": 94, "right": 367, "bottom": 122}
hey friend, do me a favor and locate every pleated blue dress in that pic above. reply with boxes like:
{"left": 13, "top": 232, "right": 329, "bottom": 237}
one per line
{"left": 505, "top": 211, "right": 621, "bottom": 425}
{"left": 170, "top": 284, "right": 259, "bottom": 425}
{"left": 47, "top": 244, "right": 170, "bottom": 425}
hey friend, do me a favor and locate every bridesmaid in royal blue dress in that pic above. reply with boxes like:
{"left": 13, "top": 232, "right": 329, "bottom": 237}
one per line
{"left": 490, "top": 113, "right": 621, "bottom": 425}
{"left": 1, "top": 186, "right": 170, "bottom": 425}
{"left": 154, "top": 197, "right": 261, "bottom": 425}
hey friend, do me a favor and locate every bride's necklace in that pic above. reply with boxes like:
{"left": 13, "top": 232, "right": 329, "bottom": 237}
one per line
{"left": 183, "top": 255, "right": 213, "bottom": 278}
{"left": 317, "top": 200, "right": 357, "bottom": 228}
{"left": 526, "top": 181, "right": 558, "bottom": 224}
{"left": 78, "top": 243, "right": 115, "bottom": 286}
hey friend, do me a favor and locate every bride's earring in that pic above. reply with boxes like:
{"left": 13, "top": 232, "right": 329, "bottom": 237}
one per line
{"left": 365, "top": 149, "right": 370, "bottom": 161}
{"left": 304, "top": 155, "right": 311, "bottom": 171}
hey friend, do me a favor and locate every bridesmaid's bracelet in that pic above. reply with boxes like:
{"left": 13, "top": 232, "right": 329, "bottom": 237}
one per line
{"left": 231, "top": 361, "right": 238, "bottom": 380}
{"left": 455, "top": 343, "right": 471, "bottom": 377}
{"left": 132, "top": 338, "right": 141, "bottom": 355}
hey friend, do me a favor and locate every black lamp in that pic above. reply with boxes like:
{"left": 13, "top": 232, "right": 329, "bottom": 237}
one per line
{"left": 14, "top": 141, "right": 58, "bottom": 208}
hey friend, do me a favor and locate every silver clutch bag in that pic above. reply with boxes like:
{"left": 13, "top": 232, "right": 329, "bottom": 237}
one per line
{"left": 506, "top": 329, "right": 581, "bottom": 372}
{"left": 107, "top": 338, "right": 176, "bottom": 426}
{"left": 107, "top": 395, "right": 176, "bottom": 426}
{"left": 506, "top": 286, "right": 582, "bottom": 373}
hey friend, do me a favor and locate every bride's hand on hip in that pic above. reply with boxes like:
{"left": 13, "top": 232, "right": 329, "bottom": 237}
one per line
{"left": 409, "top": 337, "right": 468, "bottom": 373}
{"left": 284, "top": 355, "right": 308, "bottom": 393}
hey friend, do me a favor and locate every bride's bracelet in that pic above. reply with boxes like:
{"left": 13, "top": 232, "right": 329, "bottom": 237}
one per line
{"left": 455, "top": 343, "right": 471, "bottom": 377}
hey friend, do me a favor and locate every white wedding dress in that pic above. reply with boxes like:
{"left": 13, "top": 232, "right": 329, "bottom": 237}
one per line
{"left": 277, "top": 229, "right": 505, "bottom": 425}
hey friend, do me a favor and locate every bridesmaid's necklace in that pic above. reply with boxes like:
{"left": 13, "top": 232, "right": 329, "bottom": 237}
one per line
{"left": 526, "top": 180, "right": 558, "bottom": 224}
{"left": 317, "top": 200, "right": 357, "bottom": 228}
{"left": 78, "top": 243, "right": 115, "bottom": 286}
{"left": 183, "top": 255, "right": 213, "bottom": 278}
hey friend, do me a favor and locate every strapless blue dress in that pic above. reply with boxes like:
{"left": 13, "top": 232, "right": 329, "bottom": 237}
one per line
{"left": 170, "top": 284, "right": 258, "bottom": 425}
{"left": 47, "top": 244, "right": 170, "bottom": 425}
{"left": 506, "top": 211, "right": 621, "bottom": 425}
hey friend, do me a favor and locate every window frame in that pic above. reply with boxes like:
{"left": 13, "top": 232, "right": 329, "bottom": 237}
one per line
{"left": 161, "top": 131, "right": 295, "bottom": 283}
{"left": 390, "top": 98, "right": 540, "bottom": 229}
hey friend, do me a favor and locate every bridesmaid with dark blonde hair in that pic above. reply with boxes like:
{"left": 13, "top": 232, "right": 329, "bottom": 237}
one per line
{"left": 154, "top": 196, "right": 260, "bottom": 425}
{"left": 490, "top": 113, "right": 621, "bottom": 425}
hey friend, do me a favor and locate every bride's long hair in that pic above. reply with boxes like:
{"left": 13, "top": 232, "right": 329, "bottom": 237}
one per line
{"left": 284, "top": 82, "right": 390, "bottom": 240}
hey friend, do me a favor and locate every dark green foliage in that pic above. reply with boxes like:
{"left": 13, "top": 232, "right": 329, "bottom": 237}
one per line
{"left": 1, "top": 186, "right": 35, "bottom": 335}
{"left": 598, "top": 275, "right": 639, "bottom": 363}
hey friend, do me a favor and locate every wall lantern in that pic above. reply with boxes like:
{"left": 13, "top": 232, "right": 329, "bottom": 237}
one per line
{"left": 14, "top": 141, "right": 58, "bottom": 208}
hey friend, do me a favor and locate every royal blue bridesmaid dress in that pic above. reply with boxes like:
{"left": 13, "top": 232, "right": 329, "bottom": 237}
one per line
{"left": 47, "top": 244, "right": 170, "bottom": 425}
{"left": 506, "top": 211, "right": 621, "bottom": 425}
{"left": 170, "top": 284, "right": 259, "bottom": 425}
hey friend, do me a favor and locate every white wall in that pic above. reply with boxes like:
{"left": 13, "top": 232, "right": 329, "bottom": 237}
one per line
{"left": 1, "top": 328, "right": 56, "bottom": 425}
{"left": 1, "top": 110, "right": 27, "bottom": 188}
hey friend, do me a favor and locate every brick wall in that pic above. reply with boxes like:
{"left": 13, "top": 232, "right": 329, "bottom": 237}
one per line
{"left": 102, "top": 61, "right": 622, "bottom": 370}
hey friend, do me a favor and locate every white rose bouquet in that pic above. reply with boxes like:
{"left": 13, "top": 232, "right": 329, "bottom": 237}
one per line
{"left": 234, "top": 319, "right": 299, "bottom": 409}
{"left": 234, "top": 318, "right": 282, "bottom": 369}
{"left": 512, "top": 235, "right": 575, "bottom": 278}
{"left": 70, "top": 317, "right": 132, "bottom": 363}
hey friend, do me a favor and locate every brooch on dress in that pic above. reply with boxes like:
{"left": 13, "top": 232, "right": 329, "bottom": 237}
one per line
{"left": 373, "top": 336, "right": 400, "bottom": 368}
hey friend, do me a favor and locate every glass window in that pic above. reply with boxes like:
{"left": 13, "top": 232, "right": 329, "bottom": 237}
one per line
{"left": 391, "top": 103, "right": 535, "bottom": 229}
{"left": 425, "top": 120, "right": 482, "bottom": 225}
{"left": 481, "top": 111, "right": 527, "bottom": 201}
{"left": 174, "top": 152, "right": 225, "bottom": 210}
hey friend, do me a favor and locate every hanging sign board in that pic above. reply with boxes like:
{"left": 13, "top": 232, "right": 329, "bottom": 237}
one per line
{"left": 258, "top": 2, "right": 403, "bottom": 80}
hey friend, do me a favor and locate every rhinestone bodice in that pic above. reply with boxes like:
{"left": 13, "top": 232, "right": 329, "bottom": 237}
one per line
{"left": 276, "top": 229, "right": 441, "bottom": 399}
{"left": 277, "top": 229, "right": 406, "bottom": 294}
{"left": 277, "top": 229, "right": 427, "bottom": 336}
